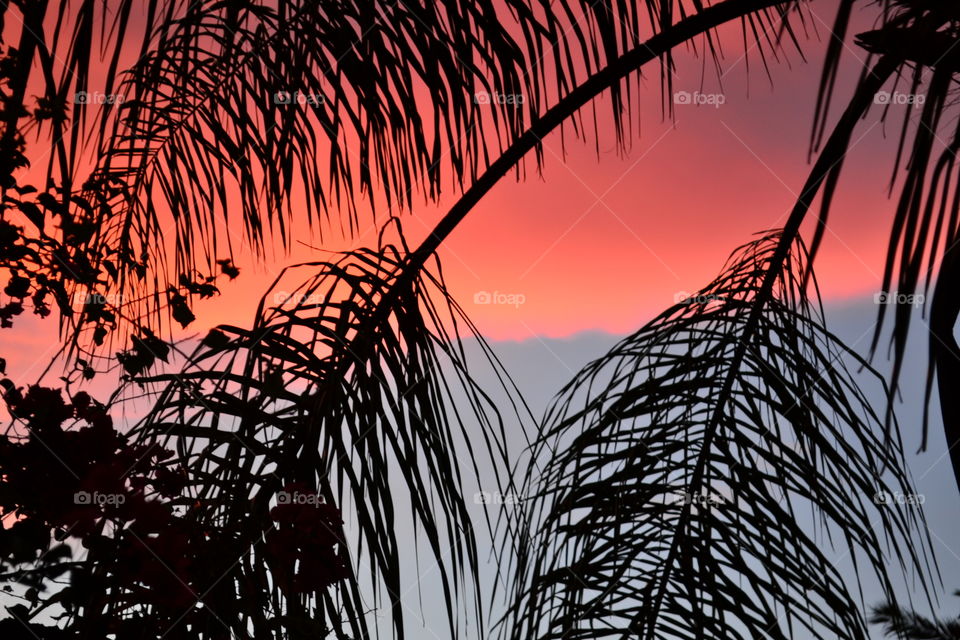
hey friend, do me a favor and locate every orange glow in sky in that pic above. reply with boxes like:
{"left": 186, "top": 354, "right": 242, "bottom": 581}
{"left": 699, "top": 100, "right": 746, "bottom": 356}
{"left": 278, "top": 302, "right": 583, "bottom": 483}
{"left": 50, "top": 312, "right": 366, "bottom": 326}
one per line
{"left": 4, "top": 2, "right": 910, "bottom": 379}
{"left": 190, "top": 43, "right": 902, "bottom": 343}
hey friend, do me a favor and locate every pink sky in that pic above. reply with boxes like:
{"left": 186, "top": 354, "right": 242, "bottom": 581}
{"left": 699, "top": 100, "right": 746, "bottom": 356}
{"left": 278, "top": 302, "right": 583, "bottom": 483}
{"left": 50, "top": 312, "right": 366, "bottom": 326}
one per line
{"left": 3, "top": 1, "right": 911, "bottom": 380}
{"left": 188, "top": 21, "right": 903, "bottom": 342}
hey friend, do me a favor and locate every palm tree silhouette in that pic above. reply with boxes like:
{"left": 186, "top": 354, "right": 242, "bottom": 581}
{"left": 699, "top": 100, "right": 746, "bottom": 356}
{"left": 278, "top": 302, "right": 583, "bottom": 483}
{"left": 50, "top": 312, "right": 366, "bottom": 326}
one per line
{"left": 1, "top": 0, "right": 959, "bottom": 638}
{"left": 872, "top": 591, "right": 960, "bottom": 639}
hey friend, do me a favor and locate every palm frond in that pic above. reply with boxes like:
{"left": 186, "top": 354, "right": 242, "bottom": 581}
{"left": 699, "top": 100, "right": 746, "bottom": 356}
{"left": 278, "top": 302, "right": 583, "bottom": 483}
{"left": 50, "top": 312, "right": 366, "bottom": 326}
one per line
{"left": 803, "top": 0, "right": 960, "bottom": 490}
{"left": 120, "top": 221, "right": 529, "bottom": 639}
{"left": 503, "top": 231, "right": 933, "bottom": 640}
{"left": 1, "top": 0, "right": 163, "bottom": 185}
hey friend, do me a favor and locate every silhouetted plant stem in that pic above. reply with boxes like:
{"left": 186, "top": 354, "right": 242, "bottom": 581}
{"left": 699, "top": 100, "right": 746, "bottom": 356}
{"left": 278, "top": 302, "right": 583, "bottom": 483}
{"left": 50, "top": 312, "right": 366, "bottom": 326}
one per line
{"left": 405, "top": 0, "right": 793, "bottom": 274}
{"left": 266, "top": 0, "right": 802, "bottom": 627}
{"left": 281, "top": 0, "right": 806, "bottom": 476}
{"left": 641, "top": 53, "right": 901, "bottom": 638}
{"left": 287, "top": 0, "right": 803, "bottom": 459}
{"left": 313, "top": 0, "right": 801, "bottom": 367}
{"left": 929, "top": 240, "right": 960, "bottom": 495}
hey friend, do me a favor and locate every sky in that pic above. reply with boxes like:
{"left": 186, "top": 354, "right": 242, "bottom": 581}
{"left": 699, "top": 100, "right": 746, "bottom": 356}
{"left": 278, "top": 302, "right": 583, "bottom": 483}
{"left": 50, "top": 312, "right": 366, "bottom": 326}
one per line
{"left": 2, "top": 0, "right": 909, "bottom": 357}
{"left": 173, "top": 2, "right": 904, "bottom": 343}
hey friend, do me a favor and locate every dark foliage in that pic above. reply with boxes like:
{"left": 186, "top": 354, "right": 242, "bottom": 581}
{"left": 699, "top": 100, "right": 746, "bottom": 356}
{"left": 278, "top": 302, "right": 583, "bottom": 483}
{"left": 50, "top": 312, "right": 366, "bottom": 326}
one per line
{"left": 871, "top": 590, "right": 960, "bottom": 640}
{"left": 502, "top": 232, "right": 933, "bottom": 640}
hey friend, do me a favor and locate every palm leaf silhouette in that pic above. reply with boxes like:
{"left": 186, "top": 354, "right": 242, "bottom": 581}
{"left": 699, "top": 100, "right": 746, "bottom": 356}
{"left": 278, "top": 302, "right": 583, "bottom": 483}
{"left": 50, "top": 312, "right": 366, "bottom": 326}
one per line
{"left": 804, "top": 0, "right": 960, "bottom": 489}
{"left": 122, "top": 221, "right": 528, "bottom": 639}
{"left": 503, "top": 231, "right": 934, "bottom": 640}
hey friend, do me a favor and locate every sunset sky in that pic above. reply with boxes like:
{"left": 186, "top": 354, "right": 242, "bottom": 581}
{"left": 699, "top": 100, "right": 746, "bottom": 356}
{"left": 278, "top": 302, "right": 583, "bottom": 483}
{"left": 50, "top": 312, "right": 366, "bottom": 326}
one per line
{"left": 187, "top": 11, "right": 903, "bottom": 343}
{"left": 4, "top": 0, "right": 910, "bottom": 371}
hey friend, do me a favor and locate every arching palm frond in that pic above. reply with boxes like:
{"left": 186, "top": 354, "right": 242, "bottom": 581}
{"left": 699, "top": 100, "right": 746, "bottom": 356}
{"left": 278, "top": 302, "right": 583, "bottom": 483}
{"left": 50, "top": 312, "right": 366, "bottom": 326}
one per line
{"left": 77, "top": 0, "right": 804, "bottom": 328}
{"left": 119, "top": 222, "right": 529, "bottom": 639}
{"left": 504, "top": 231, "right": 933, "bottom": 640}
{"left": 805, "top": 0, "right": 960, "bottom": 488}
